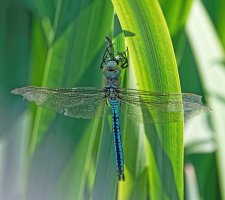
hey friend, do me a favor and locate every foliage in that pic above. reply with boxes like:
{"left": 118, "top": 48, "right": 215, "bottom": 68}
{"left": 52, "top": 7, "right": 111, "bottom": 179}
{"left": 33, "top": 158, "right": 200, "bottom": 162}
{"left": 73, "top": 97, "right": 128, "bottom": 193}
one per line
{"left": 0, "top": 0, "right": 224, "bottom": 199}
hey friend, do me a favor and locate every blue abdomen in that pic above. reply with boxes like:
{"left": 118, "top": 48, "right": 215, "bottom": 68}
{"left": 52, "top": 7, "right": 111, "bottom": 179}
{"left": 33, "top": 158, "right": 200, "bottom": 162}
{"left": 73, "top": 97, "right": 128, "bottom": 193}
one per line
{"left": 109, "top": 99, "right": 125, "bottom": 181}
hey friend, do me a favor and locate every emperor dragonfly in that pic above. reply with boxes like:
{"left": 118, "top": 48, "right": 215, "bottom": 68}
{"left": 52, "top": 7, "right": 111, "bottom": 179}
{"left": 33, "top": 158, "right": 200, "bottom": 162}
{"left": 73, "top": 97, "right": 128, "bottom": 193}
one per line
{"left": 11, "top": 37, "right": 209, "bottom": 181}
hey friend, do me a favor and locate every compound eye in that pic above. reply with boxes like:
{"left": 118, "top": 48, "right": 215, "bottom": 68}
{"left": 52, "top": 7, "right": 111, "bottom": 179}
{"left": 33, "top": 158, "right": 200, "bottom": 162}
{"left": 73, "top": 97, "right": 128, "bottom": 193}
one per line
{"left": 107, "top": 60, "right": 117, "bottom": 68}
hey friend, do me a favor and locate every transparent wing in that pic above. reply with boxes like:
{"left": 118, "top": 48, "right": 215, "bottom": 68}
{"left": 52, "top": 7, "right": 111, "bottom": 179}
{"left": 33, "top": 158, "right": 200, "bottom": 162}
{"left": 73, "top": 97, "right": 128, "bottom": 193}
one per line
{"left": 12, "top": 86, "right": 107, "bottom": 119}
{"left": 118, "top": 88, "right": 210, "bottom": 124}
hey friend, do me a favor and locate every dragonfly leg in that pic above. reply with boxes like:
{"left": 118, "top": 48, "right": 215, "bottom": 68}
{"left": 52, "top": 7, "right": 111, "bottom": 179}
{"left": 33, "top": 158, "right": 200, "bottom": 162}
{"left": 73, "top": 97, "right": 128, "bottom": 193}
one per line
{"left": 115, "top": 49, "right": 128, "bottom": 69}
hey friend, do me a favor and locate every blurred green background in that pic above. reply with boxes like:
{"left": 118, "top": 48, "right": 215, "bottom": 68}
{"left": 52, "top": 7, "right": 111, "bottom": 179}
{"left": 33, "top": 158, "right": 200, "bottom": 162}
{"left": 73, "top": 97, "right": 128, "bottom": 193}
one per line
{"left": 0, "top": 0, "right": 224, "bottom": 199}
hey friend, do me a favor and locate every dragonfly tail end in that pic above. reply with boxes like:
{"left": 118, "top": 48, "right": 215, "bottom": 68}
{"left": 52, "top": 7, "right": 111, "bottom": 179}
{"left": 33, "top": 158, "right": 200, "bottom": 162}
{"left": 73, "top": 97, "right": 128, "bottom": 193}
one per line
{"left": 118, "top": 174, "right": 125, "bottom": 181}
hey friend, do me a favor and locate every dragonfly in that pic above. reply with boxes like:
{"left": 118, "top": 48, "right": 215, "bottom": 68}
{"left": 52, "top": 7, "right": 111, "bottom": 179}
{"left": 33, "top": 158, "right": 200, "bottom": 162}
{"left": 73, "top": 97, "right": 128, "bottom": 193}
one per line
{"left": 11, "top": 37, "right": 209, "bottom": 181}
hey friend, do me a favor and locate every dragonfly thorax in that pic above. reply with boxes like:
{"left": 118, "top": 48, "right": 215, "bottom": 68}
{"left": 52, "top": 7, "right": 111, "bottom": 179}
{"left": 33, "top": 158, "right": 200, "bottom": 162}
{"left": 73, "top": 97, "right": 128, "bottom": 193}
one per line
{"left": 105, "top": 87, "right": 119, "bottom": 100}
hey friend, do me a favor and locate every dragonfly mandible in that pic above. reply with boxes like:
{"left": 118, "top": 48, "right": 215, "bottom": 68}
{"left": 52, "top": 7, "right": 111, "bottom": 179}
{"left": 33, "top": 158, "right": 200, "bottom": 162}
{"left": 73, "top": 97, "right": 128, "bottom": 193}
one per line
{"left": 11, "top": 37, "right": 209, "bottom": 181}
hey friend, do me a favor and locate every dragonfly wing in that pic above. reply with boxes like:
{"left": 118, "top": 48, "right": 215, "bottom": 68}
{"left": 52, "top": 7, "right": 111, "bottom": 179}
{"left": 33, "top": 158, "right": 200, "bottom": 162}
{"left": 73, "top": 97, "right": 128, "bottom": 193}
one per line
{"left": 118, "top": 88, "right": 210, "bottom": 124}
{"left": 12, "top": 86, "right": 107, "bottom": 119}
{"left": 181, "top": 94, "right": 210, "bottom": 121}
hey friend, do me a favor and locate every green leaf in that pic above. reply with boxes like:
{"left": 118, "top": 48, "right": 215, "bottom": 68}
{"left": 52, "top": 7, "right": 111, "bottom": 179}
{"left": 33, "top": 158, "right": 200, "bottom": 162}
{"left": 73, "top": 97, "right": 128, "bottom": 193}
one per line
{"left": 159, "top": 0, "right": 193, "bottom": 36}
{"left": 25, "top": 0, "right": 114, "bottom": 199}
{"left": 158, "top": 0, "right": 194, "bottom": 65}
{"left": 0, "top": 0, "right": 31, "bottom": 199}
{"left": 202, "top": 0, "right": 225, "bottom": 50}
{"left": 91, "top": 116, "right": 117, "bottom": 200}
{"left": 185, "top": 153, "right": 221, "bottom": 200}
{"left": 186, "top": 0, "right": 225, "bottom": 199}
{"left": 111, "top": 0, "right": 183, "bottom": 199}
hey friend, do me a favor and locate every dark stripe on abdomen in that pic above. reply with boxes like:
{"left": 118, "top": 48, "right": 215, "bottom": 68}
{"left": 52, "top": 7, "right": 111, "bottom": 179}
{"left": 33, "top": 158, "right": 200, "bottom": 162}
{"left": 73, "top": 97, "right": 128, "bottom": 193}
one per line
{"left": 109, "top": 100, "right": 125, "bottom": 181}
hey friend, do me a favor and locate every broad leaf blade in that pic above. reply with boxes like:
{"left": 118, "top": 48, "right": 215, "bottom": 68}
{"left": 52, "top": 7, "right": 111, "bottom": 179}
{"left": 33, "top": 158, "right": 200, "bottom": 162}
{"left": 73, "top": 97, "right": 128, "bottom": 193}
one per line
{"left": 111, "top": 0, "right": 184, "bottom": 199}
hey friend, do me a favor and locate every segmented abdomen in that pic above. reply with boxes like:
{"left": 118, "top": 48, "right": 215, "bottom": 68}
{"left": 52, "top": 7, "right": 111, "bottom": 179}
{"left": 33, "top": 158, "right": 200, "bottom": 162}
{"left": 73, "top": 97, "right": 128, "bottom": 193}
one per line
{"left": 109, "top": 99, "right": 125, "bottom": 181}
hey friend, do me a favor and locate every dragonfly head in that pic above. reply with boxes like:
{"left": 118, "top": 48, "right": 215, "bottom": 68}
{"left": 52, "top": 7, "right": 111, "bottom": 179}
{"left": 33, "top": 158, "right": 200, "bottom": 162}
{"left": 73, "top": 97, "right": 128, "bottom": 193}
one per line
{"left": 103, "top": 60, "right": 121, "bottom": 81}
{"left": 107, "top": 60, "right": 118, "bottom": 71}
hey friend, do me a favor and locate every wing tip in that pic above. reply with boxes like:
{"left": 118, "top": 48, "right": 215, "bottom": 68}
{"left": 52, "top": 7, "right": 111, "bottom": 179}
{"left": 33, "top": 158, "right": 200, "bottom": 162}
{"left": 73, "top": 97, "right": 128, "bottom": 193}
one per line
{"left": 200, "top": 104, "right": 212, "bottom": 113}
{"left": 11, "top": 88, "right": 20, "bottom": 95}
{"left": 11, "top": 86, "right": 35, "bottom": 95}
